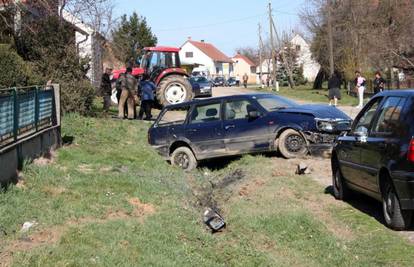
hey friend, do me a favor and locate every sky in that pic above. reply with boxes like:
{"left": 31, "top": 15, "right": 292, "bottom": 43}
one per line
{"left": 113, "top": 0, "right": 307, "bottom": 56}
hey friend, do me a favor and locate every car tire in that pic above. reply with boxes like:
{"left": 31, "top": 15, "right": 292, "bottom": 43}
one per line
{"left": 157, "top": 75, "right": 193, "bottom": 107}
{"left": 171, "top": 147, "right": 197, "bottom": 171}
{"left": 382, "top": 180, "right": 413, "bottom": 230}
{"left": 278, "top": 129, "right": 308, "bottom": 159}
{"left": 332, "top": 168, "right": 351, "bottom": 201}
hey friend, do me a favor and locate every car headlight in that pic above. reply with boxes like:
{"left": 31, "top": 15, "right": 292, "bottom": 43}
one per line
{"left": 315, "top": 118, "right": 352, "bottom": 133}
{"left": 317, "top": 120, "right": 334, "bottom": 132}
{"left": 315, "top": 119, "right": 336, "bottom": 132}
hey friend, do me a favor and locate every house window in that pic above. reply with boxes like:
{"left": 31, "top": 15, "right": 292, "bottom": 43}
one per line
{"left": 185, "top": 52, "right": 193, "bottom": 58}
{"left": 296, "top": 45, "right": 301, "bottom": 52}
{"left": 250, "top": 66, "right": 256, "bottom": 74}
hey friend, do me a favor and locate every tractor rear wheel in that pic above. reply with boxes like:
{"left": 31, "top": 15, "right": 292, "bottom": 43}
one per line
{"left": 157, "top": 75, "right": 193, "bottom": 106}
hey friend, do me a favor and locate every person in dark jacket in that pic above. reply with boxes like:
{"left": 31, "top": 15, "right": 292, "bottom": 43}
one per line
{"left": 373, "top": 71, "right": 386, "bottom": 94}
{"left": 101, "top": 68, "right": 112, "bottom": 112}
{"left": 118, "top": 67, "right": 137, "bottom": 119}
{"left": 138, "top": 73, "right": 156, "bottom": 120}
{"left": 328, "top": 71, "right": 341, "bottom": 106}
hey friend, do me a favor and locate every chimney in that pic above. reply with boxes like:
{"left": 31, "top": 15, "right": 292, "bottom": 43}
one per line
{"left": 201, "top": 40, "right": 205, "bottom": 43}
{"left": 188, "top": 36, "right": 192, "bottom": 40}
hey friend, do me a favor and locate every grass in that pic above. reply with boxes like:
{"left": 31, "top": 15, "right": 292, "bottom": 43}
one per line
{"left": 253, "top": 85, "right": 368, "bottom": 106}
{"left": 1, "top": 111, "right": 414, "bottom": 266}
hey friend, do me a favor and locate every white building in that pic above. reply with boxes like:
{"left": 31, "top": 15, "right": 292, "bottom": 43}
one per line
{"left": 62, "top": 10, "right": 105, "bottom": 89}
{"left": 257, "top": 34, "right": 320, "bottom": 83}
{"left": 180, "top": 38, "right": 233, "bottom": 77}
{"left": 290, "top": 34, "right": 320, "bottom": 82}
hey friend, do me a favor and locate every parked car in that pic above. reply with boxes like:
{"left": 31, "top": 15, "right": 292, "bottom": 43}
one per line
{"left": 331, "top": 90, "right": 414, "bottom": 230}
{"left": 148, "top": 93, "right": 351, "bottom": 171}
{"left": 212, "top": 77, "right": 226, "bottom": 87}
{"left": 227, "top": 77, "right": 240, "bottom": 87}
{"left": 189, "top": 76, "right": 212, "bottom": 98}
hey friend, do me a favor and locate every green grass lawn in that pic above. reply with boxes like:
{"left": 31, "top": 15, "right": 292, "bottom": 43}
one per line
{"left": 254, "top": 85, "right": 367, "bottom": 106}
{"left": 1, "top": 113, "right": 414, "bottom": 266}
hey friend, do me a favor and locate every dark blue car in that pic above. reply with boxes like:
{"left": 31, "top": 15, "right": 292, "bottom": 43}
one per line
{"left": 148, "top": 94, "right": 351, "bottom": 171}
{"left": 189, "top": 76, "right": 212, "bottom": 97}
{"left": 332, "top": 90, "right": 414, "bottom": 230}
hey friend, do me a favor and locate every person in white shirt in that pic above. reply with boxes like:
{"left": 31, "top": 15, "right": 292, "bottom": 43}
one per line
{"left": 354, "top": 71, "right": 366, "bottom": 108}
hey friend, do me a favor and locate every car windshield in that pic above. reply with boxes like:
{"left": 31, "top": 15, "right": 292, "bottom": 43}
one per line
{"left": 256, "top": 95, "right": 298, "bottom": 111}
{"left": 192, "top": 77, "right": 208, "bottom": 83}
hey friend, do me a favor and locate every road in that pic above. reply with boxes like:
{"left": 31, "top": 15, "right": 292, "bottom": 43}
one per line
{"left": 212, "top": 86, "right": 360, "bottom": 119}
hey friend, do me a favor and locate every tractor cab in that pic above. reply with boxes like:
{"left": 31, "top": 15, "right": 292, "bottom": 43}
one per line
{"left": 140, "top": 47, "right": 182, "bottom": 81}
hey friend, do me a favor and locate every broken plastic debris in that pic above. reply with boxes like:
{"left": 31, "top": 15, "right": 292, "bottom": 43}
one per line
{"left": 20, "top": 221, "right": 37, "bottom": 232}
{"left": 203, "top": 208, "right": 225, "bottom": 232}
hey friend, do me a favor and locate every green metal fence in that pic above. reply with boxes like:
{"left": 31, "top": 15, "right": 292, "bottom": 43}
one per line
{"left": 0, "top": 86, "right": 56, "bottom": 148}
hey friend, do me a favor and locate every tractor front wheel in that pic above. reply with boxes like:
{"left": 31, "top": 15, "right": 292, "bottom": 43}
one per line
{"left": 157, "top": 75, "right": 193, "bottom": 106}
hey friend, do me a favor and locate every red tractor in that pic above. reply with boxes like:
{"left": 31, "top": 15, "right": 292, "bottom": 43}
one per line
{"left": 112, "top": 46, "right": 193, "bottom": 107}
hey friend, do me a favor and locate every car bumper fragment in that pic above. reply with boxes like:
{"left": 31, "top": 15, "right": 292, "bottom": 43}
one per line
{"left": 304, "top": 131, "right": 337, "bottom": 145}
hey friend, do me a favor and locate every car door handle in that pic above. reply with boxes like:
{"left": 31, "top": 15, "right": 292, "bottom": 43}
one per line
{"left": 187, "top": 129, "right": 198, "bottom": 133}
{"left": 225, "top": 125, "right": 235, "bottom": 130}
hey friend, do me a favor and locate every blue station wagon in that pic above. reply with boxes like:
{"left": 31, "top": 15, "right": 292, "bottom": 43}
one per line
{"left": 148, "top": 94, "right": 351, "bottom": 171}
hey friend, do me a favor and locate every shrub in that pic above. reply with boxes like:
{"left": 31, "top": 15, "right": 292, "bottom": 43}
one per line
{"left": 0, "top": 44, "right": 40, "bottom": 88}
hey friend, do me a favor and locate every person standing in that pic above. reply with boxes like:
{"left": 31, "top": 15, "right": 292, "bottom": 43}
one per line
{"left": 118, "top": 67, "right": 137, "bottom": 119}
{"left": 242, "top": 73, "right": 249, "bottom": 88}
{"left": 373, "top": 71, "right": 386, "bottom": 94}
{"left": 328, "top": 71, "right": 341, "bottom": 106}
{"left": 138, "top": 73, "right": 156, "bottom": 120}
{"left": 101, "top": 67, "right": 112, "bottom": 112}
{"left": 355, "top": 71, "right": 366, "bottom": 108}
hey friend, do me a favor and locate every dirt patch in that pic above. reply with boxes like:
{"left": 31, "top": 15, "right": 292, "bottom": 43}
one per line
{"left": 128, "top": 197, "right": 156, "bottom": 216}
{"left": 0, "top": 226, "right": 64, "bottom": 267}
{"left": 78, "top": 164, "right": 94, "bottom": 173}
{"left": 271, "top": 156, "right": 332, "bottom": 186}
{"left": 41, "top": 186, "right": 66, "bottom": 196}
{"left": 238, "top": 179, "right": 266, "bottom": 197}
{"left": 0, "top": 198, "right": 156, "bottom": 266}
{"left": 302, "top": 195, "right": 355, "bottom": 240}
{"left": 33, "top": 150, "right": 57, "bottom": 166}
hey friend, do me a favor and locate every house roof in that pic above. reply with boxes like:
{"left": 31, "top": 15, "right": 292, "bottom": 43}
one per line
{"left": 186, "top": 40, "right": 232, "bottom": 63}
{"left": 233, "top": 54, "right": 256, "bottom": 66}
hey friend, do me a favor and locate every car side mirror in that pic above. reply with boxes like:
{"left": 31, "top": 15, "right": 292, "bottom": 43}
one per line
{"left": 354, "top": 131, "right": 367, "bottom": 143}
{"left": 248, "top": 110, "right": 260, "bottom": 119}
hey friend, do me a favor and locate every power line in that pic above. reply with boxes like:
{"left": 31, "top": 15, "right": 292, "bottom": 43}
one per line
{"left": 156, "top": 12, "right": 267, "bottom": 32}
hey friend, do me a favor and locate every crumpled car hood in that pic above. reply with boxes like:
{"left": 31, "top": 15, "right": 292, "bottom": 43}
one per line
{"left": 278, "top": 104, "right": 351, "bottom": 120}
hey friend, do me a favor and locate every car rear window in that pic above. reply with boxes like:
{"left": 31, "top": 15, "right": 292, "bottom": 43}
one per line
{"left": 157, "top": 107, "right": 190, "bottom": 127}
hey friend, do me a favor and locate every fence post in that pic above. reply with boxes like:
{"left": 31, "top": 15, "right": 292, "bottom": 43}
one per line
{"left": 35, "top": 86, "right": 39, "bottom": 131}
{"left": 12, "top": 88, "right": 19, "bottom": 141}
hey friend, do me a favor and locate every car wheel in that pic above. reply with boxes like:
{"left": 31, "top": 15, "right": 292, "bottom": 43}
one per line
{"left": 382, "top": 180, "right": 413, "bottom": 230}
{"left": 278, "top": 129, "right": 308, "bottom": 159}
{"left": 171, "top": 147, "right": 197, "bottom": 171}
{"left": 332, "top": 168, "right": 351, "bottom": 200}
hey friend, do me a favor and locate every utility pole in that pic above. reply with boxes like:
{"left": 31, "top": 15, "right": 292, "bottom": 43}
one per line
{"left": 327, "top": 0, "right": 334, "bottom": 75}
{"left": 268, "top": 2, "right": 277, "bottom": 90}
{"left": 258, "top": 23, "right": 263, "bottom": 87}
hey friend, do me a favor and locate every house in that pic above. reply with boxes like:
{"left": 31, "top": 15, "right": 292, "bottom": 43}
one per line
{"left": 0, "top": 1, "right": 105, "bottom": 89}
{"left": 257, "top": 34, "right": 320, "bottom": 83}
{"left": 180, "top": 38, "right": 233, "bottom": 77}
{"left": 232, "top": 54, "right": 257, "bottom": 83}
{"left": 289, "top": 34, "right": 320, "bottom": 82}
{"left": 62, "top": 10, "right": 105, "bottom": 89}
